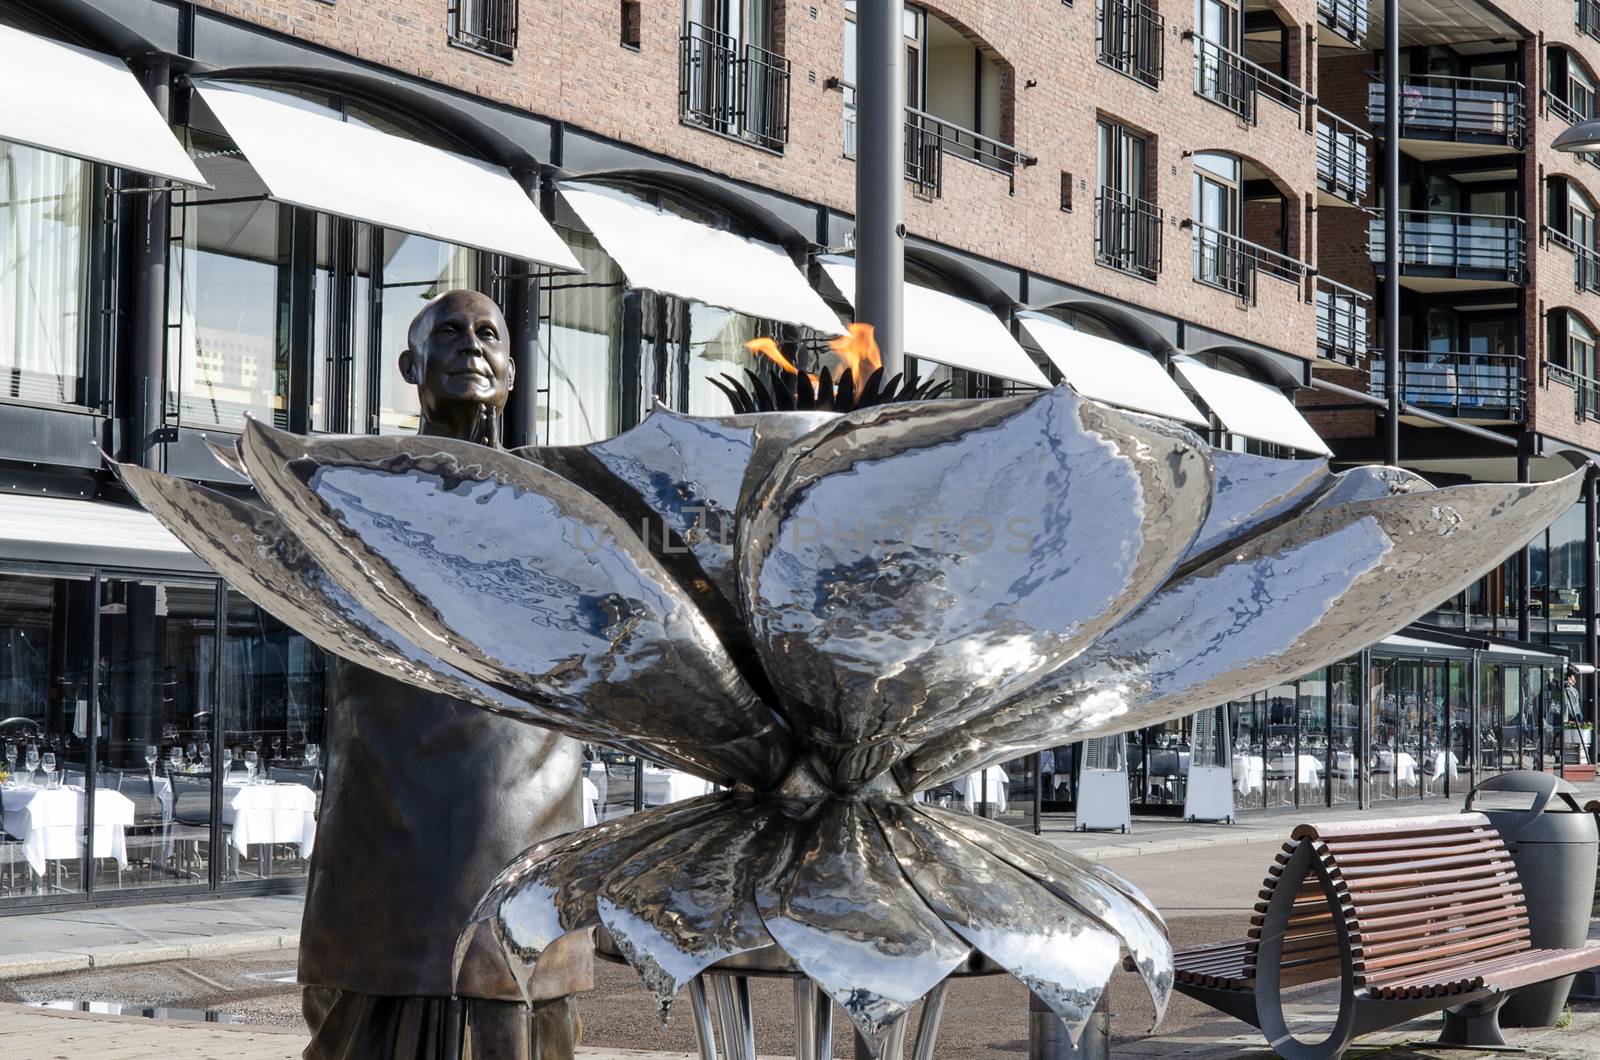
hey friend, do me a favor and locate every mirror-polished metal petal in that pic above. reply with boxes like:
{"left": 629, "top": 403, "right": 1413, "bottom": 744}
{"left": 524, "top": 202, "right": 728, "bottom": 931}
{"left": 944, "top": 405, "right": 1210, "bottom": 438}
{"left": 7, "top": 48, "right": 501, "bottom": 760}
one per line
{"left": 1175, "top": 448, "right": 1332, "bottom": 569}
{"left": 596, "top": 797, "right": 786, "bottom": 1010}
{"left": 519, "top": 407, "right": 835, "bottom": 707}
{"left": 875, "top": 802, "right": 1121, "bottom": 1040}
{"left": 236, "top": 420, "right": 791, "bottom": 786}
{"left": 916, "top": 806, "right": 1172, "bottom": 1023}
{"left": 740, "top": 386, "right": 1212, "bottom": 787}
{"left": 904, "top": 471, "right": 1585, "bottom": 787}
{"left": 753, "top": 800, "right": 970, "bottom": 1040}
{"left": 460, "top": 795, "right": 733, "bottom": 1002}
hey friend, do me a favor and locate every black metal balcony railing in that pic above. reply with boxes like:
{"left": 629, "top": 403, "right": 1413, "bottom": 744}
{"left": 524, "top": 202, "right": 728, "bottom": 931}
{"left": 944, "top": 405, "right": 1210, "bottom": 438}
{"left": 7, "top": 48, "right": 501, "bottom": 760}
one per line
{"left": 1581, "top": 0, "right": 1600, "bottom": 41}
{"left": 1546, "top": 226, "right": 1600, "bottom": 294}
{"left": 1098, "top": 0, "right": 1165, "bottom": 88}
{"left": 1316, "top": 107, "right": 1371, "bottom": 204}
{"left": 448, "top": 0, "right": 517, "bottom": 60}
{"left": 1544, "top": 91, "right": 1600, "bottom": 171}
{"left": 1190, "top": 221, "right": 1310, "bottom": 305}
{"left": 1369, "top": 351, "right": 1526, "bottom": 417}
{"left": 1096, "top": 186, "right": 1163, "bottom": 278}
{"left": 1192, "top": 37, "right": 1309, "bottom": 125}
{"left": 1367, "top": 74, "right": 1526, "bottom": 148}
{"left": 1547, "top": 362, "right": 1600, "bottom": 420}
{"left": 1370, "top": 210, "right": 1528, "bottom": 283}
{"left": 1318, "top": 0, "right": 1369, "bottom": 47}
{"left": 680, "top": 22, "right": 792, "bottom": 151}
{"left": 1315, "top": 276, "right": 1371, "bottom": 365}
{"left": 841, "top": 85, "right": 1035, "bottom": 196}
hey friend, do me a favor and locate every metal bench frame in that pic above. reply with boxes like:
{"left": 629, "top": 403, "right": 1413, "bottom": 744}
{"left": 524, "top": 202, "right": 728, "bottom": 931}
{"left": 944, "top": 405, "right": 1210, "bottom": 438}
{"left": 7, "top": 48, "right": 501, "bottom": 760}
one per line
{"left": 1172, "top": 812, "right": 1600, "bottom": 1060}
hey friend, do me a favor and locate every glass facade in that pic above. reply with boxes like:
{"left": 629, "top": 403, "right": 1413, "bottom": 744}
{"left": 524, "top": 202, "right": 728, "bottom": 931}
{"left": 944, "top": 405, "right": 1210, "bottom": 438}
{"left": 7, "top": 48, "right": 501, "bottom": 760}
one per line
{"left": 0, "top": 567, "right": 328, "bottom": 905}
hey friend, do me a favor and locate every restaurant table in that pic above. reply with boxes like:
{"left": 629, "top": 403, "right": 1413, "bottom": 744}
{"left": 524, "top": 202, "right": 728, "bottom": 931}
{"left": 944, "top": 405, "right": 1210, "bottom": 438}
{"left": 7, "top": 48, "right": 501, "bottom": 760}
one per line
{"left": 1234, "top": 755, "right": 1265, "bottom": 795}
{"left": 960, "top": 766, "right": 1009, "bottom": 813}
{"left": 641, "top": 767, "right": 714, "bottom": 806}
{"left": 1, "top": 784, "right": 135, "bottom": 875}
{"left": 222, "top": 781, "right": 317, "bottom": 858}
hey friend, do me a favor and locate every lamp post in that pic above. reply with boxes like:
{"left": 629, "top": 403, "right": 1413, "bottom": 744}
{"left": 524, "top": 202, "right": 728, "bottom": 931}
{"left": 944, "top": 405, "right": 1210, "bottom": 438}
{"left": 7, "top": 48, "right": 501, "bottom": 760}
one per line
{"left": 855, "top": 0, "right": 906, "bottom": 382}
{"left": 1552, "top": 122, "right": 1600, "bottom": 762}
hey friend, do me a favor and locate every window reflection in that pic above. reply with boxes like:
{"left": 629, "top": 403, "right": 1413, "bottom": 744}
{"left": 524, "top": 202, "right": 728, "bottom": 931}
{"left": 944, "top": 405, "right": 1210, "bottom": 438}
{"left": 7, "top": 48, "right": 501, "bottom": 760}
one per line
{"left": 1, "top": 142, "right": 92, "bottom": 406}
{"left": 540, "top": 228, "right": 622, "bottom": 445}
{"left": 167, "top": 128, "right": 288, "bottom": 429}
{"left": 376, "top": 231, "right": 481, "bottom": 434}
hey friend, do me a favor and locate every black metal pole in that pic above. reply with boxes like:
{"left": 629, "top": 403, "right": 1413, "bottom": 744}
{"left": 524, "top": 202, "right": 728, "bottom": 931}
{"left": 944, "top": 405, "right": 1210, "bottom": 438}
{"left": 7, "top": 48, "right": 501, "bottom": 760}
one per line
{"left": 1587, "top": 469, "right": 1598, "bottom": 766}
{"left": 855, "top": 0, "right": 905, "bottom": 380}
{"left": 131, "top": 58, "right": 172, "bottom": 469}
{"left": 503, "top": 168, "right": 543, "bottom": 449}
{"left": 1517, "top": 437, "right": 1532, "bottom": 642}
{"left": 1031, "top": 750, "right": 1043, "bottom": 835}
{"left": 1382, "top": 0, "right": 1400, "bottom": 469}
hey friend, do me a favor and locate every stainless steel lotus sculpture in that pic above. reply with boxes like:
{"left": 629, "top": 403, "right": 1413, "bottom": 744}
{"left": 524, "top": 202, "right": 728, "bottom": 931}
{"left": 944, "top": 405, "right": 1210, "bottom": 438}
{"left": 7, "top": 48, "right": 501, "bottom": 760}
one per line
{"left": 117, "top": 385, "right": 1579, "bottom": 1053}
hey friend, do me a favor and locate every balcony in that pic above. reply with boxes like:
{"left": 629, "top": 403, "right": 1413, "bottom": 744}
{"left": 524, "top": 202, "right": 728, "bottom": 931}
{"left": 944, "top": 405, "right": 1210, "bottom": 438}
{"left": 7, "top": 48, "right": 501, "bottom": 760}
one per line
{"left": 448, "top": 0, "right": 517, "bottom": 60}
{"left": 1316, "top": 107, "right": 1370, "bottom": 205}
{"left": 1192, "top": 37, "right": 1309, "bottom": 126}
{"left": 1369, "top": 351, "right": 1525, "bottom": 420}
{"left": 1545, "top": 91, "right": 1600, "bottom": 172}
{"left": 1370, "top": 211, "right": 1527, "bottom": 288}
{"left": 1367, "top": 74, "right": 1526, "bottom": 153}
{"left": 842, "top": 86, "right": 1034, "bottom": 196}
{"left": 1098, "top": 0, "right": 1164, "bottom": 88}
{"left": 1096, "top": 186, "right": 1163, "bottom": 279}
{"left": 680, "top": 22, "right": 791, "bottom": 152}
{"left": 1582, "top": 0, "right": 1600, "bottom": 41}
{"left": 1190, "top": 222, "right": 1309, "bottom": 305}
{"left": 1316, "top": 277, "right": 1371, "bottom": 365}
{"left": 1546, "top": 226, "right": 1600, "bottom": 295}
{"left": 1547, "top": 363, "right": 1600, "bottom": 420}
{"left": 1318, "top": 0, "right": 1368, "bottom": 48}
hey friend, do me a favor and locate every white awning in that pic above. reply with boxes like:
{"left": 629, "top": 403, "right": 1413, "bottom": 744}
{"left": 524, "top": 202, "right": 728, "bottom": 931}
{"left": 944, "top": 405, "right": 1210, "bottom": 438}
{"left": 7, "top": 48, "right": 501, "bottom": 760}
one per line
{"left": 820, "top": 259, "right": 1050, "bottom": 388}
{"left": 1173, "top": 356, "right": 1332, "bottom": 456}
{"left": 1017, "top": 312, "right": 1206, "bottom": 425}
{"left": 558, "top": 183, "right": 843, "bottom": 333}
{"left": 0, "top": 24, "right": 204, "bottom": 185}
{"left": 192, "top": 80, "right": 579, "bottom": 270}
{"left": 0, "top": 494, "right": 209, "bottom": 574}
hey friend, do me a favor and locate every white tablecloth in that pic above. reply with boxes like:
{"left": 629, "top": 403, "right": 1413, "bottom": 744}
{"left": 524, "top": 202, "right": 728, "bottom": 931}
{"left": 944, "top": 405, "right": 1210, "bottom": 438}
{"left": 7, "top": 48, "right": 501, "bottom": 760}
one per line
{"left": 642, "top": 768, "right": 713, "bottom": 806}
{"left": 582, "top": 777, "right": 599, "bottom": 827}
{"left": 222, "top": 782, "right": 316, "bottom": 857}
{"left": 960, "top": 766, "right": 1008, "bottom": 813}
{"left": 1429, "top": 750, "right": 1460, "bottom": 780}
{"left": 1234, "top": 755, "right": 1264, "bottom": 794}
{"left": 2, "top": 786, "right": 134, "bottom": 875}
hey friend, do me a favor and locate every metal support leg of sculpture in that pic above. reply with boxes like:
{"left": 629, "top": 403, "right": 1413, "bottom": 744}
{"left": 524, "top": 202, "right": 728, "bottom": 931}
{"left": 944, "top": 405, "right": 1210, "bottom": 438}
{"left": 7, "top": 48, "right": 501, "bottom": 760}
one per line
{"left": 913, "top": 981, "right": 948, "bottom": 1060}
{"left": 689, "top": 977, "right": 719, "bottom": 1060}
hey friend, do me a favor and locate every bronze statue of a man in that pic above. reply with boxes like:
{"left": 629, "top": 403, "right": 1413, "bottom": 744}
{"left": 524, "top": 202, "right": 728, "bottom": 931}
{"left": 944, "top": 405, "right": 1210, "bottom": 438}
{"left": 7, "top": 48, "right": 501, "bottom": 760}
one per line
{"left": 300, "top": 290, "right": 591, "bottom": 1060}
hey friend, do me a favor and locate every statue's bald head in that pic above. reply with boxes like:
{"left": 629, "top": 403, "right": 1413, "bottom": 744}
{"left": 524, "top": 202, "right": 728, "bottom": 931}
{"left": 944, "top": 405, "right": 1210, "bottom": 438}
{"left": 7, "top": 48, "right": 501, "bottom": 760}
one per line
{"left": 399, "top": 290, "right": 514, "bottom": 444}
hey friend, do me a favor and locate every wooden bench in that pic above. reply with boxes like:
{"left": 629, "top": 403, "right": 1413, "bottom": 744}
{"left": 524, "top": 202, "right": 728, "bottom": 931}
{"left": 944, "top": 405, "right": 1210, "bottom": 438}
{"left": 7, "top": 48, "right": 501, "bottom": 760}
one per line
{"left": 1170, "top": 812, "right": 1600, "bottom": 1060}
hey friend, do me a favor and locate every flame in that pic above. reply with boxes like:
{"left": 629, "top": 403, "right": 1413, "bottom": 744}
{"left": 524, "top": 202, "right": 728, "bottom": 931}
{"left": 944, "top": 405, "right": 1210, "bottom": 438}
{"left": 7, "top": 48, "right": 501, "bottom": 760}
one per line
{"left": 829, "top": 323, "right": 883, "bottom": 380}
{"left": 746, "top": 337, "right": 819, "bottom": 388}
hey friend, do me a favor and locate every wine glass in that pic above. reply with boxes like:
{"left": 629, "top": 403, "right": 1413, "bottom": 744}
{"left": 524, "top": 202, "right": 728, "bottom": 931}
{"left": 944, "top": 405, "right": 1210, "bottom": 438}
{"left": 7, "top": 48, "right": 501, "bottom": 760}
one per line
{"left": 24, "top": 746, "right": 39, "bottom": 788}
{"left": 4, "top": 742, "right": 16, "bottom": 783}
{"left": 40, "top": 752, "right": 56, "bottom": 789}
{"left": 185, "top": 742, "right": 197, "bottom": 766}
{"left": 271, "top": 737, "right": 283, "bottom": 761}
{"left": 144, "top": 744, "right": 158, "bottom": 778}
{"left": 304, "top": 743, "right": 320, "bottom": 768}
{"left": 199, "top": 745, "right": 212, "bottom": 771}
{"left": 168, "top": 748, "right": 183, "bottom": 777}
{"left": 244, "top": 750, "right": 259, "bottom": 785}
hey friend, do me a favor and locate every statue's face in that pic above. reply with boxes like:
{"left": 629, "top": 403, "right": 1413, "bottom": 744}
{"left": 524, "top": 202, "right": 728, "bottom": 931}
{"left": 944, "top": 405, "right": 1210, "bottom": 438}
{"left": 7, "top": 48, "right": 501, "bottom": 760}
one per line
{"left": 401, "top": 290, "right": 513, "bottom": 415}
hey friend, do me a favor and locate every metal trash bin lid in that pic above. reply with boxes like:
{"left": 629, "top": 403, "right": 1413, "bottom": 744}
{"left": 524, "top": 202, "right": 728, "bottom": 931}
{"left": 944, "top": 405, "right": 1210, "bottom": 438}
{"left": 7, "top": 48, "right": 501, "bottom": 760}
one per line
{"left": 1465, "top": 770, "right": 1597, "bottom": 846}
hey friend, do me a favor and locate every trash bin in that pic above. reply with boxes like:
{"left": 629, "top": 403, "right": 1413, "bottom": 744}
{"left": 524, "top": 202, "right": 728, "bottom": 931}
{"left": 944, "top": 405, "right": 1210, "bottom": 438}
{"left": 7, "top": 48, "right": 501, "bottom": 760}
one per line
{"left": 1464, "top": 771, "right": 1599, "bottom": 1027}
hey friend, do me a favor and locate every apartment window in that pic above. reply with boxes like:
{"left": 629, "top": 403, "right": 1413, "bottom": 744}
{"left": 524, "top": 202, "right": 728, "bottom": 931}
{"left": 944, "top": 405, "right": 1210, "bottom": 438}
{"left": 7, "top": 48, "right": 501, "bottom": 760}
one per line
{"left": 621, "top": 0, "right": 642, "bottom": 49}
{"left": 1096, "top": 119, "right": 1161, "bottom": 278}
{"left": 681, "top": 1, "right": 791, "bottom": 149}
{"left": 1191, "top": 151, "right": 1242, "bottom": 294}
{"left": 1098, "top": 0, "right": 1165, "bottom": 87}
{"left": 1572, "top": 313, "right": 1597, "bottom": 380}
{"left": 0, "top": 141, "right": 94, "bottom": 406}
{"left": 448, "top": 0, "right": 518, "bottom": 61}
